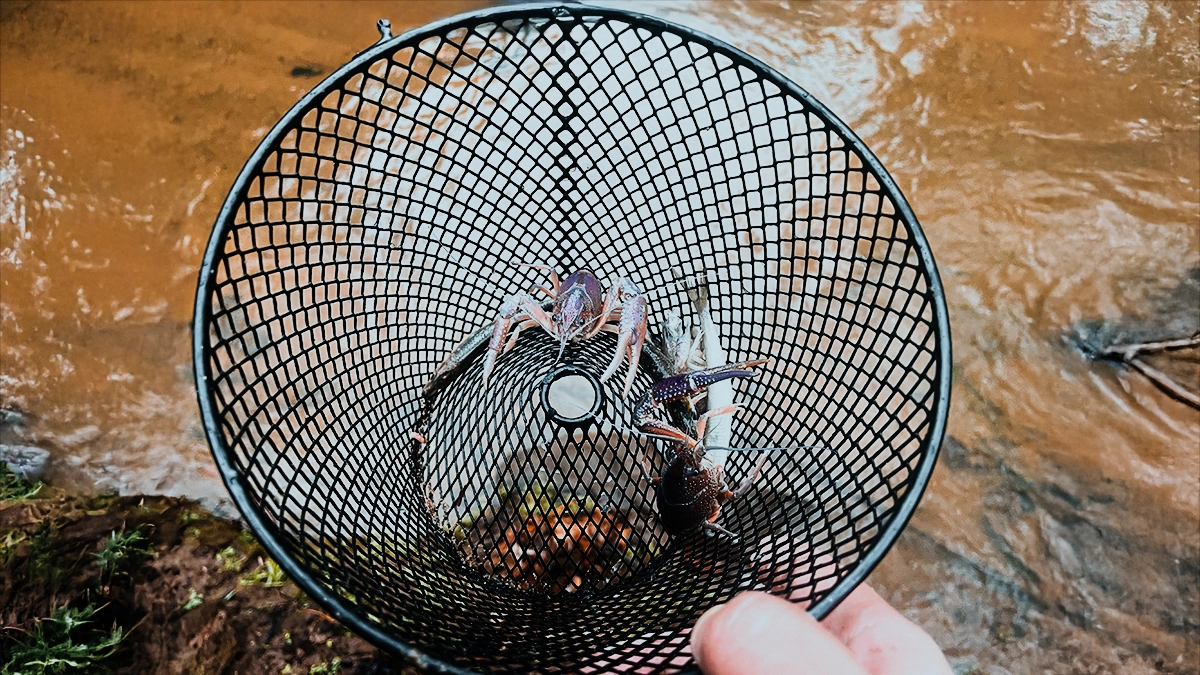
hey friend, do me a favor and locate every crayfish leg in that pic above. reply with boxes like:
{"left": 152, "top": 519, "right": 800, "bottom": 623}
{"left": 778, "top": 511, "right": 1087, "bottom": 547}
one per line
{"left": 694, "top": 404, "right": 741, "bottom": 440}
{"left": 517, "top": 295, "right": 556, "bottom": 335}
{"left": 504, "top": 318, "right": 540, "bottom": 353}
{"left": 700, "top": 520, "right": 737, "bottom": 539}
{"left": 638, "top": 453, "right": 660, "bottom": 484}
{"left": 729, "top": 452, "right": 770, "bottom": 500}
{"left": 636, "top": 418, "right": 698, "bottom": 447}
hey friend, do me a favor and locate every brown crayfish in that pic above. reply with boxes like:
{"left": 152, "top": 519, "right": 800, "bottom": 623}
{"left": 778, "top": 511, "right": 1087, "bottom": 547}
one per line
{"left": 633, "top": 359, "right": 772, "bottom": 537}
{"left": 647, "top": 442, "right": 770, "bottom": 537}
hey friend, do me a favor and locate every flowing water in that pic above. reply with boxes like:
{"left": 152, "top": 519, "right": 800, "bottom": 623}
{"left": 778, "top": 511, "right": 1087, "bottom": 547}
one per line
{"left": 1, "top": 1, "right": 1197, "bottom": 673}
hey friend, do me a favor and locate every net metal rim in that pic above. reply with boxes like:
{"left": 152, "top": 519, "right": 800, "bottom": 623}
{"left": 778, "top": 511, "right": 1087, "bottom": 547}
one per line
{"left": 192, "top": 3, "right": 953, "bottom": 673}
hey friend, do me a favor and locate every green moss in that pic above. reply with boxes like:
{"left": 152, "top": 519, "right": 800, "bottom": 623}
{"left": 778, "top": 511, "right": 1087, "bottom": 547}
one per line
{"left": 1, "top": 529, "right": 27, "bottom": 567}
{"left": 2, "top": 605, "right": 124, "bottom": 675}
{"left": 180, "top": 588, "right": 204, "bottom": 612}
{"left": 29, "top": 521, "right": 60, "bottom": 586}
{"left": 308, "top": 657, "right": 341, "bottom": 675}
{"left": 240, "top": 557, "right": 287, "bottom": 588}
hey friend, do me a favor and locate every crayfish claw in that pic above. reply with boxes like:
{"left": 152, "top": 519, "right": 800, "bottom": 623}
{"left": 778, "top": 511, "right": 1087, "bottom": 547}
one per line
{"left": 621, "top": 336, "right": 644, "bottom": 399}
{"left": 600, "top": 331, "right": 631, "bottom": 384}
{"left": 599, "top": 280, "right": 647, "bottom": 398}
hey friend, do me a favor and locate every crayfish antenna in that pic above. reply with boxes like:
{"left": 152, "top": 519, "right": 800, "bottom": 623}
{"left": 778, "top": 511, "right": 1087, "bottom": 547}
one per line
{"left": 554, "top": 334, "right": 568, "bottom": 367}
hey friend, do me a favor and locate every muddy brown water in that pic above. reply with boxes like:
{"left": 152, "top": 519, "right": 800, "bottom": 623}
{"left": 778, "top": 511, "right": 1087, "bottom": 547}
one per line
{"left": 1, "top": 1, "right": 1197, "bottom": 673}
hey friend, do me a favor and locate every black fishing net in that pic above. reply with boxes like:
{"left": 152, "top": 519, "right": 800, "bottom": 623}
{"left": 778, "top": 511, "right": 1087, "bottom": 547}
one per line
{"left": 194, "top": 5, "right": 950, "bottom": 673}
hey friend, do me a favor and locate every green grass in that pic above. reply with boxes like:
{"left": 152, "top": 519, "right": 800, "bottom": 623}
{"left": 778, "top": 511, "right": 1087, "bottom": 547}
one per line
{"left": 0, "top": 463, "right": 42, "bottom": 502}
{"left": 94, "top": 526, "right": 153, "bottom": 579}
{"left": 1, "top": 605, "right": 124, "bottom": 675}
{"left": 1, "top": 529, "right": 27, "bottom": 567}
{"left": 215, "top": 546, "right": 246, "bottom": 572}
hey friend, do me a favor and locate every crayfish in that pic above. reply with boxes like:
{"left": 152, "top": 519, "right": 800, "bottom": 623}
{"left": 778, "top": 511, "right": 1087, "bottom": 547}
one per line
{"left": 481, "top": 266, "right": 649, "bottom": 396}
{"left": 646, "top": 441, "right": 770, "bottom": 537}
{"left": 633, "top": 359, "right": 771, "bottom": 537}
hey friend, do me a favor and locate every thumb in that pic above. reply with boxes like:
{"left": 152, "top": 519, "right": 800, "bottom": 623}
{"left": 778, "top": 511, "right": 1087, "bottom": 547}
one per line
{"left": 690, "top": 591, "right": 869, "bottom": 675}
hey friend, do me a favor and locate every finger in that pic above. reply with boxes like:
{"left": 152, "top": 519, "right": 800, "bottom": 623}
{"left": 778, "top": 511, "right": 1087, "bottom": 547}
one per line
{"left": 690, "top": 591, "right": 869, "bottom": 675}
{"left": 821, "top": 584, "right": 953, "bottom": 675}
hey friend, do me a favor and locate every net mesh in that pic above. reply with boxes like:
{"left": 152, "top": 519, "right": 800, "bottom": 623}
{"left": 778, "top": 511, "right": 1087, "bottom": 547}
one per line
{"left": 196, "top": 6, "right": 948, "bottom": 673}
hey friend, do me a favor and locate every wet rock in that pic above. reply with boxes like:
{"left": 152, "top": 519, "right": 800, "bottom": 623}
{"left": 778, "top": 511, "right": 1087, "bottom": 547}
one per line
{"left": 949, "top": 655, "right": 978, "bottom": 674}
{"left": 1070, "top": 268, "right": 1200, "bottom": 354}
{"left": 0, "top": 409, "right": 28, "bottom": 446}
{"left": 1, "top": 490, "right": 422, "bottom": 675}
{"left": 290, "top": 64, "right": 324, "bottom": 78}
{"left": 58, "top": 425, "right": 103, "bottom": 447}
{"left": 1038, "top": 512, "right": 1083, "bottom": 579}
{"left": 0, "top": 408, "right": 26, "bottom": 428}
{"left": 1, "top": 443, "right": 50, "bottom": 479}
{"left": 1069, "top": 269, "right": 1200, "bottom": 406}
{"left": 940, "top": 435, "right": 999, "bottom": 472}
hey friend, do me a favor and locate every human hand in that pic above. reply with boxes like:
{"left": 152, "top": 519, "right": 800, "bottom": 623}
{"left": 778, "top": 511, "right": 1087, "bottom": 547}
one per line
{"left": 690, "top": 585, "right": 953, "bottom": 675}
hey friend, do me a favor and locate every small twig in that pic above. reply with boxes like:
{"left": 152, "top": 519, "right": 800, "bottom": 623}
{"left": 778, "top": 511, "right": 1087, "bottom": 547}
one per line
{"left": 1097, "top": 333, "right": 1200, "bottom": 360}
{"left": 1093, "top": 333, "right": 1200, "bottom": 410}
{"left": 1126, "top": 356, "right": 1200, "bottom": 409}
{"left": 304, "top": 607, "right": 337, "bottom": 623}
{"left": 125, "top": 611, "right": 152, "bottom": 637}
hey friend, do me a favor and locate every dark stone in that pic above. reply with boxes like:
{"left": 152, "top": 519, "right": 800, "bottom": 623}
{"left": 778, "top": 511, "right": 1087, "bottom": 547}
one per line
{"left": 290, "top": 65, "right": 323, "bottom": 78}
{"left": 1041, "top": 482, "right": 1082, "bottom": 508}
{"left": 940, "top": 435, "right": 999, "bottom": 473}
